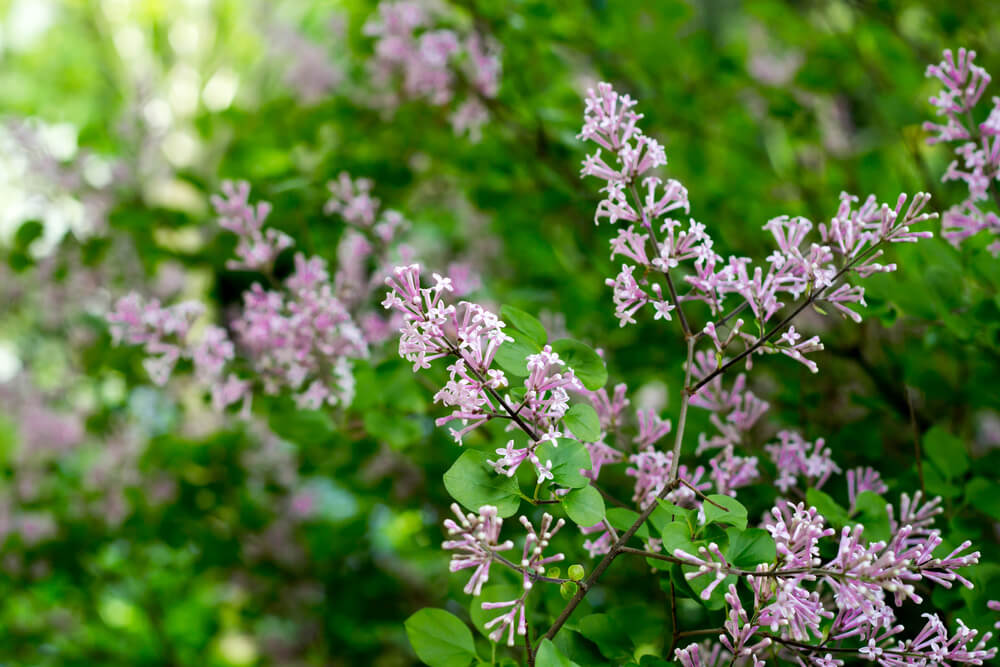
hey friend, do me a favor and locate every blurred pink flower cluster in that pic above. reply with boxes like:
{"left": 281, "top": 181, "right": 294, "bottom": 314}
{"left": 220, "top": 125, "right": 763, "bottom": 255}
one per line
{"left": 109, "top": 174, "right": 413, "bottom": 412}
{"left": 924, "top": 48, "right": 1000, "bottom": 255}
{"left": 364, "top": 1, "right": 502, "bottom": 141}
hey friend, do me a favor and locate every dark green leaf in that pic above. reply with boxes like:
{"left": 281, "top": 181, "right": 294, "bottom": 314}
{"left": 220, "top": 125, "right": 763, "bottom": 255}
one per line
{"left": 725, "top": 527, "right": 776, "bottom": 568}
{"left": 923, "top": 425, "right": 969, "bottom": 480}
{"left": 576, "top": 614, "right": 631, "bottom": 660}
{"left": 967, "top": 477, "right": 1000, "bottom": 521}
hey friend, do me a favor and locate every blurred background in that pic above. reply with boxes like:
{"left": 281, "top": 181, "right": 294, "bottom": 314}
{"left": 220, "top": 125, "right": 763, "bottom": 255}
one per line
{"left": 1, "top": 0, "right": 999, "bottom": 664}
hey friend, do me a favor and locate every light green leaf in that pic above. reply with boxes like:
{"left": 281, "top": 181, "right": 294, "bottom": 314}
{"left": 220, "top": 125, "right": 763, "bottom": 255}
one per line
{"left": 854, "top": 491, "right": 891, "bottom": 543}
{"left": 443, "top": 450, "right": 521, "bottom": 517}
{"left": 494, "top": 332, "right": 542, "bottom": 378}
{"left": 703, "top": 495, "right": 747, "bottom": 530}
{"left": 562, "top": 485, "right": 605, "bottom": 526}
{"left": 562, "top": 402, "right": 602, "bottom": 442}
{"left": 659, "top": 521, "right": 695, "bottom": 556}
{"left": 535, "top": 638, "right": 581, "bottom": 667}
{"left": 404, "top": 608, "right": 476, "bottom": 667}
{"left": 536, "top": 439, "right": 592, "bottom": 489}
{"left": 806, "top": 488, "right": 849, "bottom": 528}
{"left": 501, "top": 305, "right": 547, "bottom": 347}
{"left": 551, "top": 339, "right": 607, "bottom": 391}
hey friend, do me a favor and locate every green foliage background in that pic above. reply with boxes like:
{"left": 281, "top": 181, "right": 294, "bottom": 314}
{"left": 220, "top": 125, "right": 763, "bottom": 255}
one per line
{"left": 1, "top": 0, "right": 999, "bottom": 664}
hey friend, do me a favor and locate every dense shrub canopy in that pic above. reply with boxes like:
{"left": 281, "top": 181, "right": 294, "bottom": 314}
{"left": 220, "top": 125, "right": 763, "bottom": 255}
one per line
{"left": 1, "top": 1, "right": 999, "bottom": 665}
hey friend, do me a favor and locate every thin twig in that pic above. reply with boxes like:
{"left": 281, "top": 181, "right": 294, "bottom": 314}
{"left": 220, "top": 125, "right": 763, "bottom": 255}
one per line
{"left": 905, "top": 385, "right": 926, "bottom": 494}
{"left": 628, "top": 181, "right": 693, "bottom": 338}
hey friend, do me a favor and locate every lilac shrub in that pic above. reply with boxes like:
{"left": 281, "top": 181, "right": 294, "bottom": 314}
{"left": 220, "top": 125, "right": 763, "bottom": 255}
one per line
{"left": 108, "top": 174, "right": 411, "bottom": 413}
{"left": 924, "top": 48, "right": 1000, "bottom": 254}
{"left": 396, "top": 82, "right": 995, "bottom": 666}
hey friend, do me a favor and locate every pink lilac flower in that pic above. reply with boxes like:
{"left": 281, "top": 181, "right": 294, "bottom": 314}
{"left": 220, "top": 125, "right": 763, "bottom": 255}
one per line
{"left": 924, "top": 48, "right": 1000, "bottom": 254}
{"left": 674, "top": 642, "right": 728, "bottom": 667}
{"left": 721, "top": 584, "right": 772, "bottom": 658}
{"left": 211, "top": 180, "right": 292, "bottom": 272}
{"left": 579, "top": 521, "right": 613, "bottom": 557}
{"left": 442, "top": 504, "right": 514, "bottom": 596}
{"left": 634, "top": 409, "right": 672, "bottom": 447}
{"left": 846, "top": 466, "right": 887, "bottom": 512}
{"left": 582, "top": 440, "right": 623, "bottom": 481}
{"left": 765, "top": 430, "right": 841, "bottom": 493}
{"left": 989, "top": 600, "right": 1000, "bottom": 630}
{"left": 482, "top": 595, "right": 528, "bottom": 647}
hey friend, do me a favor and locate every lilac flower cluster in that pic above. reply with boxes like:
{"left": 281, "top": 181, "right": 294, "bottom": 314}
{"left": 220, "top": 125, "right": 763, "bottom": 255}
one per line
{"left": 924, "top": 48, "right": 1000, "bottom": 254}
{"left": 363, "top": 1, "right": 502, "bottom": 141}
{"left": 109, "top": 175, "right": 413, "bottom": 412}
{"left": 441, "top": 504, "right": 566, "bottom": 646}
{"left": 569, "top": 82, "right": 993, "bottom": 666}
{"left": 383, "top": 263, "right": 585, "bottom": 482}
{"left": 665, "top": 478, "right": 992, "bottom": 665}
{"left": 581, "top": 82, "right": 935, "bottom": 376}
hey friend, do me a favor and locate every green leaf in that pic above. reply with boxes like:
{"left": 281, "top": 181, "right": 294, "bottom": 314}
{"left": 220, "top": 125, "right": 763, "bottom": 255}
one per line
{"left": 551, "top": 339, "right": 607, "bottom": 391}
{"left": 606, "top": 507, "right": 649, "bottom": 540}
{"left": 966, "top": 477, "right": 1000, "bottom": 521}
{"left": 923, "top": 425, "right": 969, "bottom": 480}
{"left": 537, "top": 439, "right": 592, "bottom": 489}
{"left": 725, "top": 528, "right": 776, "bottom": 568}
{"left": 854, "top": 491, "right": 891, "bottom": 543}
{"left": 536, "top": 639, "right": 581, "bottom": 667}
{"left": 501, "top": 305, "right": 547, "bottom": 347}
{"left": 443, "top": 450, "right": 521, "bottom": 517}
{"left": 404, "top": 608, "right": 476, "bottom": 667}
{"left": 563, "top": 403, "right": 602, "bottom": 442}
{"left": 562, "top": 485, "right": 605, "bottom": 526}
{"left": 576, "top": 614, "right": 632, "bottom": 660}
{"left": 649, "top": 499, "right": 692, "bottom": 533}
{"left": 923, "top": 464, "right": 962, "bottom": 499}
{"left": 659, "top": 521, "right": 695, "bottom": 556}
{"left": 806, "top": 488, "right": 850, "bottom": 528}
{"left": 703, "top": 495, "right": 748, "bottom": 530}
{"left": 494, "top": 332, "right": 542, "bottom": 378}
